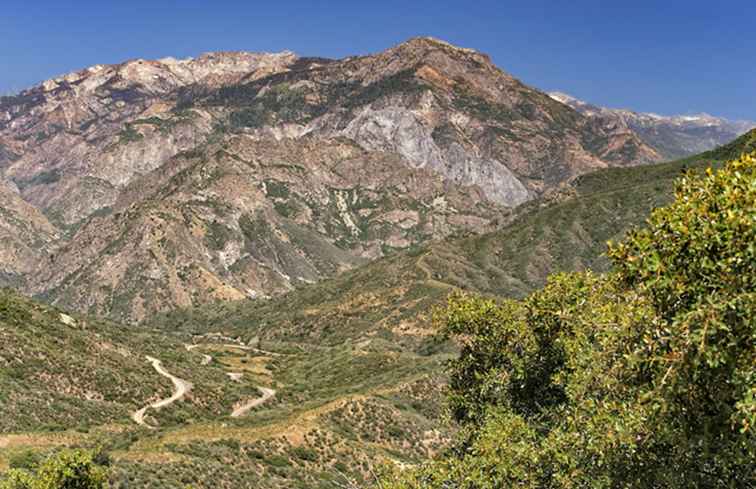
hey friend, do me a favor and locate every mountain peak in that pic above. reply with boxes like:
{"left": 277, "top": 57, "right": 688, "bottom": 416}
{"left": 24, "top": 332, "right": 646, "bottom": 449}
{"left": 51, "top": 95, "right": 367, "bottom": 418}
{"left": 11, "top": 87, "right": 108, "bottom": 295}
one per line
{"left": 373, "top": 36, "right": 493, "bottom": 70}
{"left": 0, "top": 39, "right": 676, "bottom": 321}
{"left": 396, "top": 36, "right": 479, "bottom": 53}
{"left": 548, "top": 91, "right": 581, "bottom": 105}
{"left": 22, "top": 50, "right": 298, "bottom": 98}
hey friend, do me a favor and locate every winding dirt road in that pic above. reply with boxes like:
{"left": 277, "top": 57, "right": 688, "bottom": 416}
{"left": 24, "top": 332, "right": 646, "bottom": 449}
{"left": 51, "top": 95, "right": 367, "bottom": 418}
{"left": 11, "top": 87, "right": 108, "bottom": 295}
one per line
{"left": 201, "top": 345, "right": 278, "bottom": 416}
{"left": 131, "top": 356, "right": 192, "bottom": 428}
{"left": 132, "top": 345, "right": 277, "bottom": 427}
{"left": 417, "top": 253, "right": 454, "bottom": 290}
{"left": 185, "top": 344, "right": 213, "bottom": 365}
{"left": 231, "top": 386, "right": 277, "bottom": 418}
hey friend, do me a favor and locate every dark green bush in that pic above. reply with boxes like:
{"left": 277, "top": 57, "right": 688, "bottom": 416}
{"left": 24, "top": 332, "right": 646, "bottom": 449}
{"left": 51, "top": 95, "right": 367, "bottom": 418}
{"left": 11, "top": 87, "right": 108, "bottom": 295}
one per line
{"left": 8, "top": 451, "right": 41, "bottom": 471}
{"left": 291, "top": 446, "right": 318, "bottom": 462}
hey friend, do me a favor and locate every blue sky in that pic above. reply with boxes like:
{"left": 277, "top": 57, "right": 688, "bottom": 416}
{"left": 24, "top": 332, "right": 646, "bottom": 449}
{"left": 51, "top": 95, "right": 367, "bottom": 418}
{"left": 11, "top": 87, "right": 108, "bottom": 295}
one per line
{"left": 2, "top": 0, "right": 755, "bottom": 119}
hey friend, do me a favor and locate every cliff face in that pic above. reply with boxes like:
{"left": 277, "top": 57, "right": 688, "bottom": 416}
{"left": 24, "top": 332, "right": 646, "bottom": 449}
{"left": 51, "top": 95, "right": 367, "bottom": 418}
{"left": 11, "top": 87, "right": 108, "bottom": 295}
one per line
{"left": 0, "top": 38, "right": 662, "bottom": 322}
{"left": 0, "top": 178, "right": 58, "bottom": 287}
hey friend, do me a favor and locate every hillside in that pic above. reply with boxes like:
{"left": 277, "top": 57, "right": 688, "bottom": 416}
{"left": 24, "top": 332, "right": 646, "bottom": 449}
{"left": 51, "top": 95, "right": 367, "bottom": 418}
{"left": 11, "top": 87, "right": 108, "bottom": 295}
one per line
{"left": 0, "top": 37, "right": 662, "bottom": 322}
{"left": 0, "top": 289, "right": 264, "bottom": 433}
{"left": 0, "top": 288, "right": 453, "bottom": 488}
{"left": 150, "top": 133, "right": 738, "bottom": 348}
{"left": 550, "top": 91, "right": 755, "bottom": 159}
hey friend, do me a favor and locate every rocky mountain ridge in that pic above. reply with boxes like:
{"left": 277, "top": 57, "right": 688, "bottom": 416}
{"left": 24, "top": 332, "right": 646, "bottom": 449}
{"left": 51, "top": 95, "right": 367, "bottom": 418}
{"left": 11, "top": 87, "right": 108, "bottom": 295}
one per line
{"left": 1, "top": 37, "right": 663, "bottom": 322}
{"left": 549, "top": 91, "right": 755, "bottom": 159}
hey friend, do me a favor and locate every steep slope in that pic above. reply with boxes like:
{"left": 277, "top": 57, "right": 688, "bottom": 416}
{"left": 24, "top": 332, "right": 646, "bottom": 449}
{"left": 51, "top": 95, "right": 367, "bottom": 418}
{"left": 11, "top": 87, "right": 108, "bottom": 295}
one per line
{"left": 2, "top": 37, "right": 661, "bottom": 322}
{"left": 704, "top": 125, "right": 756, "bottom": 160}
{"left": 33, "top": 136, "right": 503, "bottom": 321}
{"left": 550, "top": 91, "right": 755, "bottom": 159}
{"left": 0, "top": 180, "right": 58, "bottom": 287}
{"left": 0, "top": 289, "right": 262, "bottom": 433}
{"left": 189, "top": 37, "right": 660, "bottom": 199}
{"left": 0, "top": 51, "right": 296, "bottom": 227}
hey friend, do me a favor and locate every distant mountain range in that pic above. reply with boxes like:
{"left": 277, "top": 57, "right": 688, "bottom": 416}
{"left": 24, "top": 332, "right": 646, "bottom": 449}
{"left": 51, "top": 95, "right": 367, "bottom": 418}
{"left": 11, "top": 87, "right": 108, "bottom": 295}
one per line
{"left": 549, "top": 92, "right": 755, "bottom": 159}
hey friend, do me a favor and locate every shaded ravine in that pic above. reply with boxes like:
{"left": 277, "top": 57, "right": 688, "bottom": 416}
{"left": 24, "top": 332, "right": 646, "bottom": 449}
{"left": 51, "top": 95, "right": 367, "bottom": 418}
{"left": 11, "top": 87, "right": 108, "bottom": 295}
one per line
{"left": 131, "top": 356, "right": 192, "bottom": 428}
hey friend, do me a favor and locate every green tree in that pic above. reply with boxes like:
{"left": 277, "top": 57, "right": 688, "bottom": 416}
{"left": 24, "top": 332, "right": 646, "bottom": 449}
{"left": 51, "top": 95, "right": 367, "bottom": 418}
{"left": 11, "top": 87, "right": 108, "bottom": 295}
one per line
{"left": 1, "top": 450, "right": 108, "bottom": 489}
{"left": 0, "top": 471, "right": 34, "bottom": 489}
{"left": 381, "top": 152, "right": 756, "bottom": 488}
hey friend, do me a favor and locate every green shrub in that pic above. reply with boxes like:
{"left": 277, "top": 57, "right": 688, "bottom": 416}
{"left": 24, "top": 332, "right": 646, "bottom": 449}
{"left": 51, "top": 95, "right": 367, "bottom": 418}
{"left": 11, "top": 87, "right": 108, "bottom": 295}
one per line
{"left": 116, "top": 124, "right": 143, "bottom": 145}
{"left": 291, "top": 446, "right": 318, "bottom": 462}
{"left": 205, "top": 220, "right": 233, "bottom": 251}
{"left": 265, "top": 455, "right": 291, "bottom": 468}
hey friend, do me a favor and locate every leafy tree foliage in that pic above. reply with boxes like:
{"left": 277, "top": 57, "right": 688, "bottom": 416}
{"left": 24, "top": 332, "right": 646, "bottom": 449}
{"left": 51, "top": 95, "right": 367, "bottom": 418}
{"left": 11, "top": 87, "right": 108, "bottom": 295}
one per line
{"left": 381, "top": 153, "right": 756, "bottom": 488}
{"left": 1, "top": 450, "right": 108, "bottom": 489}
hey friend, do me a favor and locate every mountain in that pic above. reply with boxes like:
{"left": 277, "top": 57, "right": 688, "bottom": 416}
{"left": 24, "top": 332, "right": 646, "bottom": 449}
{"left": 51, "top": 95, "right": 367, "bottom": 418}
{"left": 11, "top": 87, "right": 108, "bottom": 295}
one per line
{"left": 549, "top": 91, "right": 755, "bottom": 159}
{"left": 0, "top": 179, "right": 58, "bottom": 288}
{"left": 0, "top": 37, "right": 661, "bottom": 322}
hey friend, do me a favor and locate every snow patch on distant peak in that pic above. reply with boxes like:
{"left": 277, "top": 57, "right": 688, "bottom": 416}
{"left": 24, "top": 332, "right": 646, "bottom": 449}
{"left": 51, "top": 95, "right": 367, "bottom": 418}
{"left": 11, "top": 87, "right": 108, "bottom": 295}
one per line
{"left": 548, "top": 92, "right": 579, "bottom": 104}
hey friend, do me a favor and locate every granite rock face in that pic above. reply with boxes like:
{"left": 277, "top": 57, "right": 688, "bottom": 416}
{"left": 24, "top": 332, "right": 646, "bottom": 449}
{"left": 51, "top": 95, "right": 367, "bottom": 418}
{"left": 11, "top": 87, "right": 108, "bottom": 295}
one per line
{"left": 342, "top": 106, "right": 531, "bottom": 206}
{"left": 0, "top": 38, "right": 663, "bottom": 322}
